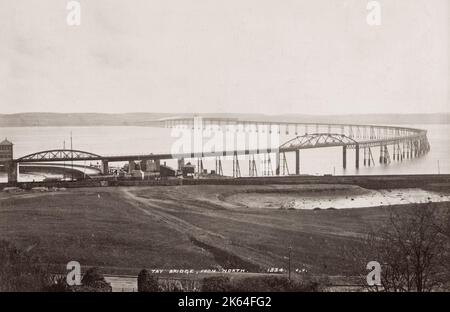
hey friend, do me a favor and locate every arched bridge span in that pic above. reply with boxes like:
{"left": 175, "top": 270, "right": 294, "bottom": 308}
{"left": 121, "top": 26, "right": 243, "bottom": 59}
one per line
{"left": 17, "top": 150, "right": 102, "bottom": 162}
{"left": 279, "top": 133, "right": 358, "bottom": 152}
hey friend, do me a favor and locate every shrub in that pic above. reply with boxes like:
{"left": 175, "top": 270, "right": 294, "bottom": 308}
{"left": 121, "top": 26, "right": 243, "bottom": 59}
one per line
{"left": 79, "top": 267, "right": 112, "bottom": 292}
{"left": 45, "top": 276, "right": 72, "bottom": 292}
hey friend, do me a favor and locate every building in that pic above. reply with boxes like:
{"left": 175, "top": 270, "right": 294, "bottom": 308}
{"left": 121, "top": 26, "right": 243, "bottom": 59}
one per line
{"left": 0, "top": 138, "right": 13, "bottom": 162}
{"left": 181, "top": 162, "right": 195, "bottom": 178}
{"left": 160, "top": 165, "right": 176, "bottom": 177}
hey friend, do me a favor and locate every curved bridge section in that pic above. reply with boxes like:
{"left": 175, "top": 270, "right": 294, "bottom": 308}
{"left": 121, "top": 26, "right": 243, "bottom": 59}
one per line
{"left": 17, "top": 149, "right": 102, "bottom": 163}
{"left": 162, "top": 117, "right": 430, "bottom": 154}
{"left": 162, "top": 117, "right": 431, "bottom": 172}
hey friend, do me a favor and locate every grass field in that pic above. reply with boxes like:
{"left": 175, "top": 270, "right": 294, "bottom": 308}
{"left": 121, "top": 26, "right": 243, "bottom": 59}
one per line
{"left": 1, "top": 184, "right": 448, "bottom": 277}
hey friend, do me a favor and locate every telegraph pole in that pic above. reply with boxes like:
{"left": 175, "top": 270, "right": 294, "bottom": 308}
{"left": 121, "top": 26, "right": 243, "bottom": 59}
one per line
{"left": 63, "top": 140, "right": 66, "bottom": 180}
{"left": 70, "top": 132, "right": 73, "bottom": 181}
{"left": 288, "top": 246, "right": 292, "bottom": 281}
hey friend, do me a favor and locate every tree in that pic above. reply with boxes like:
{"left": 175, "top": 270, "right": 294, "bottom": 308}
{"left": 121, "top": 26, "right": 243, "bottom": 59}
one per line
{"left": 362, "top": 203, "right": 449, "bottom": 291}
{"left": 137, "top": 269, "right": 159, "bottom": 292}
{"left": 0, "top": 240, "right": 51, "bottom": 291}
{"left": 79, "top": 267, "right": 112, "bottom": 292}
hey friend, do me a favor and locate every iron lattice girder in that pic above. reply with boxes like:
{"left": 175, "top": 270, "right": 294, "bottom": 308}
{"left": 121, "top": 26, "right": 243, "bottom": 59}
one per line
{"left": 279, "top": 132, "right": 429, "bottom": 151}
{"left": 279, "top": 133, "right": 358, "bottom": 152}
{"left": 346, "top": 133, "right": 429, "bottom": 149}
{"left": 17, "top": 149, "right": 102, "bottom": 162}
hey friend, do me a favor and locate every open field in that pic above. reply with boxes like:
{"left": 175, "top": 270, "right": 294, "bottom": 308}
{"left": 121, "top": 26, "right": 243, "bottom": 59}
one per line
{"left": 1, "top": 184, "right": 449, "bottom": 278}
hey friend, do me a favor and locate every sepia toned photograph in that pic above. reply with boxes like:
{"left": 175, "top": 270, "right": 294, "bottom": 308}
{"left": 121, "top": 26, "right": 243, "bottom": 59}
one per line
{"left": 0, "top": 0, "right": 449, "bottom": 300}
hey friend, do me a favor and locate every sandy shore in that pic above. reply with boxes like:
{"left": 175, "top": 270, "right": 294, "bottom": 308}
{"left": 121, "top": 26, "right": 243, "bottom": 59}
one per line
{"left": 222, "top": 185, "right": 450, "bottom": 210}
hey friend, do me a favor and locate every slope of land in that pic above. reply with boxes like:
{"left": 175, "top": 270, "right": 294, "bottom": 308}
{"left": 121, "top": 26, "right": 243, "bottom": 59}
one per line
{"left": 2, "top": 184, "right": 449, "bottom": 278}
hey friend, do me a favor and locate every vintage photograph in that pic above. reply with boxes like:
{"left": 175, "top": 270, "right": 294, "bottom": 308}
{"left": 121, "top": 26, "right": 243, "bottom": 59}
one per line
{"left": 0, "top": 0, "right": 449, "bottom": 295}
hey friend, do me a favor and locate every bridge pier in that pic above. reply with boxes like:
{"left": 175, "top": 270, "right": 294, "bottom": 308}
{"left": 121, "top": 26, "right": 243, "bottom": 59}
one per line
{"left": 280, "top": 152, "right": 289, "bottom": 175}
{"left": 342, "top": 146, "right": 347, "bottom": 169}
{"left": 6, "top": 161, "right": 18, "bottom": 184}
{"left": 102, "top": 160, "right": 109, "bottom": 175}
{"left": 363, "top": 148, "right": 366, "bottom": 166}
{"left": 379, "top": 145, "right": 384, "bottom": 164}
{"left": 400, "top": 144, "right": 403, "bottom": 161}
{"left": 275, "top": 151, "right": 280, "bottom": 176}
{"left": 128, "top": 160, "right": 135, "bottom": 173}
{"left": 363, "top": 147, "right": 373, "bottom": 166}
{"left": 215, "top": 157, "right": 223, "bottom": 176}
{"left": 249, "top": 157, "right": 258, "bottom": 177}
{"left": 262, "top": 154, "right": 273, "bottom": 176}
{"left": 197, "top": 158, "right": 204, "bottom": 174}
{"left": 384, "top": 145, "right": 391, "bottom": 163}
{"left": 355, "top": 144, "right": 360, "bottom": 169}
{"left": 295, "top": 150, "right": 300, "bottom": 175}
{"left": 232, "top": 153, "right": 241, "bottom": 178}
{"left": 178, "top": 158, "right": 185, "bottom": 171}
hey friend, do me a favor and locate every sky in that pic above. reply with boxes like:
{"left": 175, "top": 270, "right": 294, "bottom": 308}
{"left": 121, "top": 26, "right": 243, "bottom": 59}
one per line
{"left": 0, "top": 0, "right": 448, "bottom": 115}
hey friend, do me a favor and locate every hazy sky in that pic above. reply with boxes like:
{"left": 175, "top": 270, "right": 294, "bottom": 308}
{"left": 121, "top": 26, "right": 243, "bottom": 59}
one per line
{"left": 0, "top": 0, "right": 448, "bottom": 115}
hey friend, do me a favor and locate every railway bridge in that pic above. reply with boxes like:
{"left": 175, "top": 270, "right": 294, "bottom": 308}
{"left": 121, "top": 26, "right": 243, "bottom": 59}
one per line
{"left": 161, "top": 117, "right": 430, "bottom": 174}
{"left": 1, "top": 118, "right": 430, "bottom": 183}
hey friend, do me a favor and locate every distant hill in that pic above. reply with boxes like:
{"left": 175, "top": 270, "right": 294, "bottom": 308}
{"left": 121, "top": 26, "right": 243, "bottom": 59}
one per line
{"left": 0, "top": 113, "right": 169, "bottom": 127}
{"left": 258, "top": 113, "right": 450, "bottom": 125}
{"left": 0, "top": 112, "right": 448, "bottom": 127}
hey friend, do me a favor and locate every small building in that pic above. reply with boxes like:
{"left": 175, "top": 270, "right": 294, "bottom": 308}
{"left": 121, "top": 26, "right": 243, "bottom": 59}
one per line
{"left": 160, "top": 165, "right": 176, "bottom": 177}
{"left": 181, "top": 162, "right": 195, "bottom": 178}
{"left": 0, "top": 138, "right": 13, "bottom": 161}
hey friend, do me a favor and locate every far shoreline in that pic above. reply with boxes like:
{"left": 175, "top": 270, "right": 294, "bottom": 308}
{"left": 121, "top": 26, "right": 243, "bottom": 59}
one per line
{"left": 1, "top": 112, "right": 449, "bottom": 128}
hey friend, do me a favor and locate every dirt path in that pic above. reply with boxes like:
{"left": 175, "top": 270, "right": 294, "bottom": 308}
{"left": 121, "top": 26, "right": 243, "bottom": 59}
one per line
{"left": 119, "top": 188, "right": 270, "bottom": 270}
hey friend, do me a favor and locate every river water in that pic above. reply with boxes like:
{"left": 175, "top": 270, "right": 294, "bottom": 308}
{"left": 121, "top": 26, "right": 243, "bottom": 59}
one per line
{"left": 0, "top": 123, "right": 449, "bottom": 182}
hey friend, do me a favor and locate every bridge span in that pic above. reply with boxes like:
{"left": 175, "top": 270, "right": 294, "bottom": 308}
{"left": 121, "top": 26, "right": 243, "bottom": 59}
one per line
{"left": 1, "top": 118, "right": 430, "bottom": 183}
{"left": 162, "top": 117, "right": 429, "bottom": 175}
